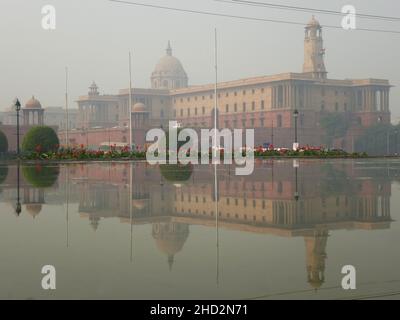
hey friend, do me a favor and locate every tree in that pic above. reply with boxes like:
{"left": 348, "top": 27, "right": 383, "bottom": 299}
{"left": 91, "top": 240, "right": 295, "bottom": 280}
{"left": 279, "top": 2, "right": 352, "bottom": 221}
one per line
{"left": 355, "top": 123, "right": 398, "bottom": 155}
{"left": 0, "top": 130, "right": 8, "bottom": 153}
{"left": 22, "top": 126, "right": 59, "bottom": 153}
{"left": 320, "top": 113, "right": 350, "bottom": 147}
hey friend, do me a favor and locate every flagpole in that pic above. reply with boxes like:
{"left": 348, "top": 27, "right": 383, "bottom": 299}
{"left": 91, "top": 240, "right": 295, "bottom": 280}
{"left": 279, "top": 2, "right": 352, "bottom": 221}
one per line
{"left": 65, "top": 67, "right": 69, "bottom": 148}
{"left": 129, "top": 52, "right": 133, "bottom": 150}
{"left": 214, "top": 28, "right": 220, "bottom": 286}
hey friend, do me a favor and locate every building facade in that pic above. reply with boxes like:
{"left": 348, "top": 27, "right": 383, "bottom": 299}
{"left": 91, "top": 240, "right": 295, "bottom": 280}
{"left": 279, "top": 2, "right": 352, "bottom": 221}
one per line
{"left": 59, "top": 17, "right": 391, "bottom": 151}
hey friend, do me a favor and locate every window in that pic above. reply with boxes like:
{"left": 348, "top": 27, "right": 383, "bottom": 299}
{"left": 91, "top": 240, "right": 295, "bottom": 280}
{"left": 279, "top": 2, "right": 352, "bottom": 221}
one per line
{"left": 225, "top": 120, "right": 229, "bottom": 127}
{"left": 252, "top": 101, "right": 255, "bottom": 111}
{"left": 252, "top": 89, "right": 255, "bottom": 94}
{"left": 251, "top": 119, "right": 255, "bottom": 126}
{"left": 225, "top": 104, "right": 229, "bottom": 113}
{"left": 160, "top": 110, "right": 164, "bottom": 118}
{"left": 202, "top": 106, "right": 205, "bottom": 114}
{"left": 260, "top": 118, "right": 264, "bottom": 127}
{"left": 195, "top": 107, "right": 198, "bottom": 115}
{"left": 180, "top": 109, "right": 183, "bottom": 117}
{"left": 344, "top": 103, "right": 348, "bottom": 111}
{"left": 234, "top": 103, "right": 237, "bottom": 112}
{"left": 335, "top": 102, "right": 339, "bottom": 112}
{"left": 243, "top": 90, "right": 246, "bottom": 95}
{"left": 261, "top": 100, "right": 265, "bottom": 110}
{"left": 210, "top": 94, "right": 213, "bottom": 99}
{"left": 242, "top": 119, "right": 246, "bottom": 127}
{"left": 225, "top": 92, "right": 229, "bottom": 97}
{"left": 243, "top": 102, "right": 246, "bottom": 112}
{"left": 187, "top": 108, "right": 190, "bottom": 116}
{"left": 234, "top": 91, "right": 237, "bottom": 96}
{"left": 187, "top": 97, "right": 190, "bottom": 102}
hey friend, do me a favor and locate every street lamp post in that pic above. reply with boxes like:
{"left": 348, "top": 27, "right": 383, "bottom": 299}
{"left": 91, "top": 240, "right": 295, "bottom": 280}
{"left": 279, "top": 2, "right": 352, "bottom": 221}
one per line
{"left": 15, "top": 98, "right": 21, "bottom": 157}
{"left": 293, "top": 109, "right": 299, "bottom": 151}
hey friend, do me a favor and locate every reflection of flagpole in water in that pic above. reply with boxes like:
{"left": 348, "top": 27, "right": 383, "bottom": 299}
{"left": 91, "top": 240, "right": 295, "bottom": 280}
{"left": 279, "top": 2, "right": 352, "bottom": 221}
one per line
{"left": 130, "top": 163, "right": 133, "bottom": 262}
{"left": 214, "top": 28, "right": 220, "bottom": 287}
{"left": 65, "top": 165, "right": 70, "bottom": 247}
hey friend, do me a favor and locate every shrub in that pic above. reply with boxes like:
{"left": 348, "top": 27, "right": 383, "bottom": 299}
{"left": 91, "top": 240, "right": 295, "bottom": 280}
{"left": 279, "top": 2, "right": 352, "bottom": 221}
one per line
{"left": 22, "top": 126, "right": 59, "bottom": 153}
{"left": 0, "top": 130, "right": 8, "bottom": 153}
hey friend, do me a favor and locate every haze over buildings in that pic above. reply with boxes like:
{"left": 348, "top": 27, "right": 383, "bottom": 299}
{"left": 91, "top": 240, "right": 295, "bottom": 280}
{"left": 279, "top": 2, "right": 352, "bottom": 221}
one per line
{"left": 0, "top": 0, "right": 399, "bottom": 121}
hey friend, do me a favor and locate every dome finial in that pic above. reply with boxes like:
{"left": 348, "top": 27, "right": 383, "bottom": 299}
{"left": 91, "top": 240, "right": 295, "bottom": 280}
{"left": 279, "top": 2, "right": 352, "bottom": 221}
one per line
{"left": 166, "top": 40, "right": 172, "bottom": 56}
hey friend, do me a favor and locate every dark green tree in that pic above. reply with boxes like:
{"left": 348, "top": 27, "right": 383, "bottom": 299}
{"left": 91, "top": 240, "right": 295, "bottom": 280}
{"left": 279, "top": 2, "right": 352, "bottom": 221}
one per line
{"left": 22, "top": 126, "right": 59, "bottom": 153}
{"left": 0, "top": 130, "right": 8, "bottom": 153}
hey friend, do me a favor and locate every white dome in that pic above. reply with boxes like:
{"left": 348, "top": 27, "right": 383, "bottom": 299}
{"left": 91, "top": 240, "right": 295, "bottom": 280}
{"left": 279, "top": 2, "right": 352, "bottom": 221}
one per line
{"left": 151, "top": 41, "right": 188, "bottom": 89}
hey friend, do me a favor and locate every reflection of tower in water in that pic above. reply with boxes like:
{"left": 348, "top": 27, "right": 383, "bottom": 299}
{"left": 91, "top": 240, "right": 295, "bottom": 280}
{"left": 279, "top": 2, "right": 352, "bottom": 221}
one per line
{"left": 304, "top": 229, "right": 328, "bottom": 290}
{"left": 152, "top": 222, "right": 189, "bottom": 270}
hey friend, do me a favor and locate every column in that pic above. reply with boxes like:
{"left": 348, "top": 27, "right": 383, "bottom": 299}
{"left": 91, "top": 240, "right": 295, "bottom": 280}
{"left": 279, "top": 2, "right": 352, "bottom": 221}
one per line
{"left": 271, "top": 86, "right": 275, "bottom": 109}
{"left": 386, "top": 89, "right": 389, "bottom": 111}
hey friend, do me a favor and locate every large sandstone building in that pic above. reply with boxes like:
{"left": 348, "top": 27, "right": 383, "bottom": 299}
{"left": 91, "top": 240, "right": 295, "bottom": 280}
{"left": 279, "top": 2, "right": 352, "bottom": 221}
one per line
{"left": 60, "top": 17, "right": 391, "bottom": 151}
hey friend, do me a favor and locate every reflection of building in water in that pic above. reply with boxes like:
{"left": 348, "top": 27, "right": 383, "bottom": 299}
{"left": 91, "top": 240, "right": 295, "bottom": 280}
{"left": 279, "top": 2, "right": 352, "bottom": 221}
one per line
{"left": 304, "top": 229, "right": 328, "bottom": 289}
{"left": 58, "top": 161, "right": 393, "bottom": 287}
{"left": 152, "top": 222, "right": 189, "bottom": 270}
{"left": 0, "top": 165, "right": 61, "bottom": 218}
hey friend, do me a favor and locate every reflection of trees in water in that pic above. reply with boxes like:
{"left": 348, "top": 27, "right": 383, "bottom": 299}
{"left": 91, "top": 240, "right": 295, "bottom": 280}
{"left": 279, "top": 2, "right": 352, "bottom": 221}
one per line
{"left": 319, "top": 163, "right": 354, "bottom": 196}
{"left": 160, "top": 164, "right": 193, "bottom": 182}
{"left": 152, "top": 222, "right": 189, "bottom": 270}
{"left": 0, "top": 166, "right": 8, "bottom": 185}
{"left": 22, "top": 165, "right": 60, "bottom": 188}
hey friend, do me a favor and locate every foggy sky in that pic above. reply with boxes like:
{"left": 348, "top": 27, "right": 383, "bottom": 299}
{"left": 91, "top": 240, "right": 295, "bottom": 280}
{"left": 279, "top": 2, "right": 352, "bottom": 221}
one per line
{"left": 0, "top": 0, "right": 399, "bottom": 121}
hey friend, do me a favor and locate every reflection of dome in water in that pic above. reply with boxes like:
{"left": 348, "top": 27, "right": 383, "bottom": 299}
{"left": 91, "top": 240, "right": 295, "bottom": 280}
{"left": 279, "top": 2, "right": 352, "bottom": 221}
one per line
{"left": 152, "top": 222, "right": 189, "bottom": 270}
{"left": 89, "top": 215, "right": 100, "bottom": 231}
{"left": 132, "top": 199, "right": 148, "bottom": 210}
{"left": 25, "top": 204, "right": 42, "bottom": 218}
{"left": 132, "top": 102, "right": 148, "bottom": 113}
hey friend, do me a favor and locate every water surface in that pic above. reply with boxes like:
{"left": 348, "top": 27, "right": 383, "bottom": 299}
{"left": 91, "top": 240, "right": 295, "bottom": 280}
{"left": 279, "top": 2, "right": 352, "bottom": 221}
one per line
{"left": 0, "top": 159, "right": 399, "bottom": 299}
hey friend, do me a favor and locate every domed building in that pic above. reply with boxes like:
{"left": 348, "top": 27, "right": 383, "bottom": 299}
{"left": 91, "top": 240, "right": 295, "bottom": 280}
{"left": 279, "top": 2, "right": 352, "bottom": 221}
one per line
{"left": 151, "top": 41, "right": 188, "bottom": 90}
{"left": 23, "top": 95, "right": 44, "bottom": 126}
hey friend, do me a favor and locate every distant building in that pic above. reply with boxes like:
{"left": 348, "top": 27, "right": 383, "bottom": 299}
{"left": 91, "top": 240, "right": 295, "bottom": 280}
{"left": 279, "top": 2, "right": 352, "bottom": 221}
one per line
{"left": 44, "top": 106, "right": 78, "bottom": 131}
{"left": 59, "top": 17, "right": 391, "bottom": 151}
